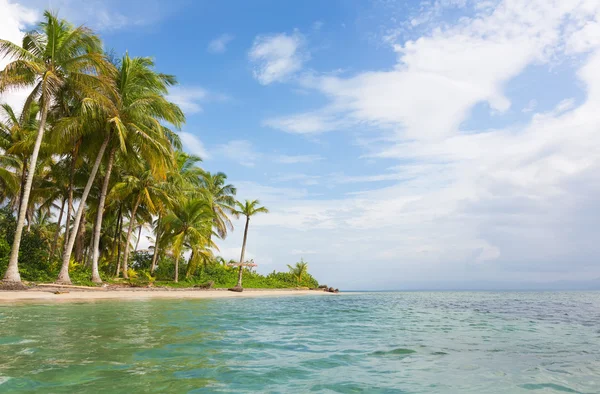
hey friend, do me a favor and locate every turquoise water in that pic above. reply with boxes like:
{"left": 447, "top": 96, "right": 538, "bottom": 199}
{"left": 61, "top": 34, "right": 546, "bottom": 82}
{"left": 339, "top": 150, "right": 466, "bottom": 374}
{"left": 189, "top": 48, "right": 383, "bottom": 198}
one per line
{"left": 1, "top": 292, "right": 599, "bottom": 393}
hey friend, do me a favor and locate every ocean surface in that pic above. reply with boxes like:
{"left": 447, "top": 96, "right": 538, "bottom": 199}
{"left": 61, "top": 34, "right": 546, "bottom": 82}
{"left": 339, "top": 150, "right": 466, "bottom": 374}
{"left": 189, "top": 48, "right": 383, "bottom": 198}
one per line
{"left": 0, "top": 291, "right": 599, "bottom": 393}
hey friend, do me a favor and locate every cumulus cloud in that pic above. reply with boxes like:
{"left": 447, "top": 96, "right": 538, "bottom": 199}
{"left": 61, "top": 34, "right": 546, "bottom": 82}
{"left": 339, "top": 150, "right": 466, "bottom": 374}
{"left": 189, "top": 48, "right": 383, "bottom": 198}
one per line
{"left": 178, "top": 132, "right": 209, "bottom": 159}
{"left": 166, "top": 86, "right": 227, "bottom": 114}
{"left": 215, "top": 0, "right": 600, "bottom": 288}
{"left": 248, "top": 31, "right": 308, "bottom": 85}
{"left": 214, "top": 140, "right": 262, "bottom": 167}
{"left": 208, "top": 33, "right": 234, "bottom": 54}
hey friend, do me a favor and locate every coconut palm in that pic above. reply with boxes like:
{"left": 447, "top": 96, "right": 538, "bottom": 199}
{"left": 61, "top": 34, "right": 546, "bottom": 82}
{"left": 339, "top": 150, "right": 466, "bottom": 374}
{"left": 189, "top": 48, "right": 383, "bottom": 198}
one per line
{"left": 150, "top": 151, "right": 201, "bottom": 273}
{"left": 162, "top": 197, "right": 215, "bottom": 282}
{"left": 200, "top": 171, "right": 236, "bottom": 240}
{"left": 0, "top": 11, "right": 110, "bottom": 284}
{"left": 230, "top": 199, "right": 268, "bottom": 289}
{"left": 287, "top": 259, "right": 309, "bottom": 285}
{"left": 87, "top": 54, "right": 184, "bottom": 283}
{"left": 110, "top": 163, "right": 170, "bottom": 279}
{"left": 0, "top": 103, "right": 40, "bottom": 212}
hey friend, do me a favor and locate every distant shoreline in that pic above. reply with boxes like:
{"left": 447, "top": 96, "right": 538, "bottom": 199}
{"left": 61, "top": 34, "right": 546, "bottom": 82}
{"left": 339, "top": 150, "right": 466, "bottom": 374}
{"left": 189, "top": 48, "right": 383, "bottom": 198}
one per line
{"left": 0, "top": 288, "right": 335, "bottom": 303}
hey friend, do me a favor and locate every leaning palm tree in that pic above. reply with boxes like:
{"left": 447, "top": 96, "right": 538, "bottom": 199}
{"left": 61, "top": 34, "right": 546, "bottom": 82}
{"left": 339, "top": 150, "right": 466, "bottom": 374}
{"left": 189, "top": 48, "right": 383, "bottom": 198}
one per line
{"left": 0, "top": 103, "right": 41, "bottom": 212}
{"left": 0, "top": 11, "right": 109, "bottom": 284}
{"left": 88, "top": 54, "right": 184, "bottom": 283}
{"left": 162, "top": 197, "right": 215, "bottom": 282}
{"left": 287, "top": 259, "right": 309, "bottom": 285}
{"left": 230, "top": 199, "right": 268, "bottom": 289}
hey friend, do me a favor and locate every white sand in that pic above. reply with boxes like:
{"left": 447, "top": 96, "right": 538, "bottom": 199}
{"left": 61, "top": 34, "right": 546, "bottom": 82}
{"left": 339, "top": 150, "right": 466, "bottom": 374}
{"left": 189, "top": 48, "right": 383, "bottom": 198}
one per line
{"left": 0, "top": 288, "right": 334, "bottom": 302}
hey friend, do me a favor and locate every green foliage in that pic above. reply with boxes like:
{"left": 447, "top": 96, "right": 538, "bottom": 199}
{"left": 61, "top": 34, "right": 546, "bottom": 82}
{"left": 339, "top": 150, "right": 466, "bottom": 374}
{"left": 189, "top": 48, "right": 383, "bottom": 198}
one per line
{"left": 155, "top": 260, "right": 318, "bottom": 289}
{"left": 0, "top": 208, "right": 53, "bottom": 282}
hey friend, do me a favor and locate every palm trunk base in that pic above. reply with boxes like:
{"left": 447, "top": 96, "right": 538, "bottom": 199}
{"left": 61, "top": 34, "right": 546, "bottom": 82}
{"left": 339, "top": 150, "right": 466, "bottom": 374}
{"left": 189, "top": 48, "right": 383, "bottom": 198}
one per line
{"left": 2, "top": 264, "right": 21, "bottom": 284}
{"left": 0, "top": 279, "right": 27, "bottom": 290}
{"left": 91, "top": 274, "right": 102, "bottom": 284}
{"left": 56, "top": 268, "right": 72, "bottom": 285}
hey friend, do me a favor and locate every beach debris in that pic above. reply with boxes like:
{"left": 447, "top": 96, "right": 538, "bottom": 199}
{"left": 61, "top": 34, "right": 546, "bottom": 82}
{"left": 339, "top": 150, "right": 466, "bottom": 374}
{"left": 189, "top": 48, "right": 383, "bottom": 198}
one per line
{"left": 228, "top": 286, "right": 244, "bottom": 292}
{"left": 0, "top": 281, "right": 28, "bottom": 290}
{"left": 194, "top": 281, "right": 215, "bottom": 289}
{"left": 54, "top": 291, "right": 70, "bottom": 295}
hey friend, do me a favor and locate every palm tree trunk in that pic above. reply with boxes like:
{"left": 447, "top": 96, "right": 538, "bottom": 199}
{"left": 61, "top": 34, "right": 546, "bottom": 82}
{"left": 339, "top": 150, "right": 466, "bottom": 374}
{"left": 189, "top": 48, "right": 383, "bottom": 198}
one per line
{"left": 236, "top": 216, "right": 250, "bottom": 288}
{"left": 49, "top": 196, "right": 66, "bottom": 261}
{"left": 121, "top": 194, "right": 141, "bottom": 280}
{"left": 150, "top": 213, "right": 162, "bottom": 273}
{"left": 74, "top": 205, "right": 87, "bottom": 263}
{"left": 62, "top": 144, "right": 77, "bottom": 257}
{"left": 114, "top": 205, "right": 123, "bottom": 277}
{"left": 57, "top": 133, "right": 110, "bottom": 284}
{"left": 134, "top": 225, "right": 142, "bottom": 253}
{"left": 174, "top": 251, "right": 180, "bottom": 283}
{"left": 186, "top": 250, "right": 195, "bottom": 278}
{"left": 3, "top": 101, "right": 48, "bottom": 284}
{"left": 91, "top": 144, "right": 115, "bottom": 283}
{"left": 16, "top": 158, "right": 27, "bottom": 218}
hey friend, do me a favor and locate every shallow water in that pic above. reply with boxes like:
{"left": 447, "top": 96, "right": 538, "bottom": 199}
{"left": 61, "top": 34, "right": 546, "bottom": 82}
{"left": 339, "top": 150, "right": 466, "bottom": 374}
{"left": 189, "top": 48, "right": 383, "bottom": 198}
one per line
{"left": 1, "top": 292, "right": 599, "bottom": 393}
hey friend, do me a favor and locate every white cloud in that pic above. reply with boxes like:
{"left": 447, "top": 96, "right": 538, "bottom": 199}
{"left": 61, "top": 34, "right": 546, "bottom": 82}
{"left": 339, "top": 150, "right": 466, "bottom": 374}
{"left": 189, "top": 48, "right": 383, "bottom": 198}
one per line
{"left": 0, "top": 0, "right": 38, "bottom": 111}
{"left": 167, "top": 86, "right": 227, "bottom": 115}
{"left": 522, "top": 99, "right": 537, "bottom": 113}
{"left": 214, "top": 140, "right": 261, "bottom": 167}
{"left": 271, "top": 173, "right": 321, "bottom": 186}
{"left": 274, "top": 154, "right": 323, "bottom": 164}
{"left": 14, "top": 0, "right": 172, "bottom": 32}
{"left": 248, "top": 31, "right": 309, "bottom": 85}
{"left": 264, "top": 112, "right": 342, "bottom": 134}
{"left": 215, "top": 0, "right": 600, "bottom": 288}
{"left": 178, "top": 132, "right": 209, "bottom": 159}
{"left": 208, "top": 33, "right": 234, "bottom": 54}
{"left": 291, "top": 0, "right": 590, "bottom": 141}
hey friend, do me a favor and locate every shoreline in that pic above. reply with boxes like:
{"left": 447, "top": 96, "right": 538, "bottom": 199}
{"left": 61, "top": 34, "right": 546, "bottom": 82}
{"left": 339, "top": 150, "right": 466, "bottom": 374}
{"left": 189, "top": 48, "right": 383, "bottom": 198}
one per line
{"left": 0, "top": 287, "right": 335, "bottom": 303}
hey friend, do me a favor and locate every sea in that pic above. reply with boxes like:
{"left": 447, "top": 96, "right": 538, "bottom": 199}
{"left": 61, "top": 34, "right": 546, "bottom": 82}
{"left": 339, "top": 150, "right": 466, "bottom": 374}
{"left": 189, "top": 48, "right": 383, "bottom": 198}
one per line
{"left": 0, "top": 291, "right": 599, "bottom": 393}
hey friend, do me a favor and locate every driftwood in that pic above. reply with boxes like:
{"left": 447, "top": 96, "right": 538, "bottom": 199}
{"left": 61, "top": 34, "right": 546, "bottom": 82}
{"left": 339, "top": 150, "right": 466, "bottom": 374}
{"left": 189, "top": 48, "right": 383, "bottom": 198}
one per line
{"left": 228, "top": 286, "right": 243, "bottom": 293}
{"left": 194, "top": 281, "right": 215, "bottom": 289}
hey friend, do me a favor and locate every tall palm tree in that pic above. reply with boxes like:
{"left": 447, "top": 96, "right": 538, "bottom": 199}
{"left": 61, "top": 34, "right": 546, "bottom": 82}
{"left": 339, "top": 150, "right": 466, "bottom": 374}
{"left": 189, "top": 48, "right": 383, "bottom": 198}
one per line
{"left": 0, "top": 11, "right": 109, "bottom": 284}
{"left": 230, "top": 199, "right": 268, "bottom": 289}
{"left": 88, "top": 54, "right": 184, "bottom": 283}
{"left": 110, "top": 164, "right": 170, "bottom": 279}
{"left": 162, "top": 198, "right": 214, "bottom": 282}
{"left": 287, "top": 259, "right": 309, "bottom": 285}
{"left": 150, "top": 151, "right": 201, "bottom": 273}
{"left": 201, "top": 171, "right": 236, "bottom": 240}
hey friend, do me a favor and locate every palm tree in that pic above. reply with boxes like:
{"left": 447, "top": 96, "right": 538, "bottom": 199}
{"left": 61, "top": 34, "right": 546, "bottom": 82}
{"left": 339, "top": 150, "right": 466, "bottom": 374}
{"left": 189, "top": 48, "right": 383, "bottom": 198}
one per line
{"left": 230, "top": 199, "right": 268, "bottom": 289}
{"left": 110, "top": 164, "right": 169, "bottom": 279}
{"left": 162, "top": 198, "right": 215, "bottom": 282}
{"left": 287, "top": 259, "right": 309, "bottom": 285}
{"left": 201, "top": 171, "right": 236, "bottom": 240}
{"left": 150, "top": 151, "right": 201, "bottom": 273}
{"left": 0, "top": 11, "right": 109, "bottom": 284}
{"left": 0, "top": 103, "right": 41, "bottom": 213}
{"left": 87, "top": 54, "right": 184, "bottom": 283}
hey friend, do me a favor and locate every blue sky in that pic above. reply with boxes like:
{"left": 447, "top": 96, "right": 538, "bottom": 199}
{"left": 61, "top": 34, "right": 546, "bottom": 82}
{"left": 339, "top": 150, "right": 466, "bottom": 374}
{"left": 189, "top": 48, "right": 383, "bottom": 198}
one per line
{"left": 2, "top": 0, "right": 600, "bottom": 289}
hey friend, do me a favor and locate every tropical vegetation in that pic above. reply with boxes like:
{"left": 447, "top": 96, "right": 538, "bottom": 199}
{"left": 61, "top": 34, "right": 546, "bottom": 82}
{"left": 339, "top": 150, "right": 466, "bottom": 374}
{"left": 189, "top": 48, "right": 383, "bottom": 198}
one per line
{"left": 0, "top": 11, "right": 318, "bottom": 290}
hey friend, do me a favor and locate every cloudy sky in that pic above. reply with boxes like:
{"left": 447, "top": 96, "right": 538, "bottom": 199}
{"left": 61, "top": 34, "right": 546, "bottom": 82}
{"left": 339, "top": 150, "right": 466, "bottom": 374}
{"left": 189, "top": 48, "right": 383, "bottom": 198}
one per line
{"left": 2, "top": 0, "right": 600, "bottom": 289}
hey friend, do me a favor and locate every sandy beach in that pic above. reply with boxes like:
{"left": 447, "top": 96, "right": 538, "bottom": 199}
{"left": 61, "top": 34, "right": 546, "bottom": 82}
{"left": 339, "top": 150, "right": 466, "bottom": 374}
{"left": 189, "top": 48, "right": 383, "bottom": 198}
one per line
{"left": 0, "top": 287, "right": 335, "bottom": 302}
